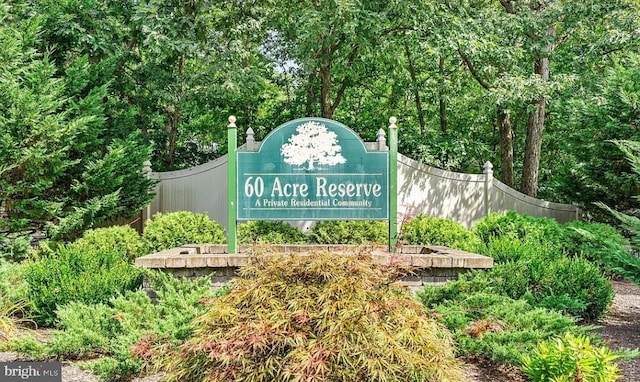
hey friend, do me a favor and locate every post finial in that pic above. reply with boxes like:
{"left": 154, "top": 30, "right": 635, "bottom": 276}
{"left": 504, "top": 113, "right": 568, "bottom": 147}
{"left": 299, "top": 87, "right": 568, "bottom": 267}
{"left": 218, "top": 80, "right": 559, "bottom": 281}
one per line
{"left": 483, "top": 161, "right": 494, "bottom": 173}
{"left": 389, "top": 116, "right": 397, "bottom": 129}
{"left": 142, "top": 160, "right": 152, "bottom": 176}
{"left": 228, "top": 115, "right": 237, "bottom": 128}
{"left": 246, "top": 127, "right": 255, "bottom": 143}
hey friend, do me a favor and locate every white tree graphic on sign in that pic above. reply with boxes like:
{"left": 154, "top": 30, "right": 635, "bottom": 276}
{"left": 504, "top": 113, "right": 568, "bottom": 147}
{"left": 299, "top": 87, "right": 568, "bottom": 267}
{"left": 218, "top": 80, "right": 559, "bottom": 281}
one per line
{"left": 281, "top": 121, "right": 346, "bottom": 170}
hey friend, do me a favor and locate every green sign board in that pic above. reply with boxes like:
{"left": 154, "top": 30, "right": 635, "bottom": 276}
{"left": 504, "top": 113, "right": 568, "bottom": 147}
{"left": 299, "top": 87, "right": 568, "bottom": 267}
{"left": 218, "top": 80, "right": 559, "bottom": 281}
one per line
{"left": 237, "top": 118, "right": 389, "bottom": 220}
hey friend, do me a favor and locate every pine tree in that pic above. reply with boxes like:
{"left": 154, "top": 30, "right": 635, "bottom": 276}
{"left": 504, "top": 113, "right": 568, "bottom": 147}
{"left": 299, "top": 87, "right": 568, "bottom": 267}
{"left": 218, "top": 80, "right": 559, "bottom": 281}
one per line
{"left": 0, "top": 5, "right": 155, "bottom": 244}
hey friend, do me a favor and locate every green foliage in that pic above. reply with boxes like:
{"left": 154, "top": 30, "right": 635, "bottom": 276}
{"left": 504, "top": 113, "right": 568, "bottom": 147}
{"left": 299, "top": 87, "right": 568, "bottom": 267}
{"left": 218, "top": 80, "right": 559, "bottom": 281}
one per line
{"left": 423, "top": 255, "right": 613, "bottom": 321}
{"left": 142, "top": 212, "right": 225, "bottom": 253}
{"left": 0, "top": 263, "right": 28, "bottom": 306}
{"left": 481, "top": 235, "right": 561, "bottom": 264}
{"left": 145, "top": 253, "right": 464, "bottom": 382}
{"left": 418, "top": 290, "right": 580, "bottom": 365}
{"left": 594, "top": 140, "right": 640, "bottom": 285}
{"left": 475, "top": 214, "right": 633, "bottom": 287}
{"left": 598, "top": 242, "right": 640, "bottom": 286}
{"left": 400, "top": 215, "right": 483, "bottom": 251}
{"left": 561, "top": 220, "right": 629, "bottom": 265}
{"left": 237, "top": 221, "right": 307, "bottom": 244}
{"left": 4, "top": 337, "right": 48, "bottom": 359}
{"left": 10, "top": 271, "right": 221, "bottom": 381}
{"left": 562, "top": 221, "right": 628, "bottom": 254}
{"left": 0, "top": 263, "right": 30, "bottom": 331}
{"left": 309, "top": 220, "right": 388, "bottom": 245}
{"left": 22, "top": 244, "right": 143, "bottom": 326}
{"left": 0, "top": 235, "right": 31, "bottom": 263}
{"left": 522, "top": 333, "right": 621, "bottom": 382}
{"left": 0, "top": 294, "right": 28, "bottom": 342}
{"left": 0, "top": 5, "right": 156, "bottom": 242}
{"left": 485, "top": 257, "right": 612, "bottom": 320}
{"left": 72, "top": 225, "right": 148, "bottom": 262}
{"left": 473, "top": 211, "right": 565, "bottom": 248}
{"left": 560, "top": 220, "right": 640, "bottom": 281}
{"left": 544, "top": 53, "right": 640, "bottom": 215}
{"left": 45, "top": 131, "right": 156, "bottom": 241}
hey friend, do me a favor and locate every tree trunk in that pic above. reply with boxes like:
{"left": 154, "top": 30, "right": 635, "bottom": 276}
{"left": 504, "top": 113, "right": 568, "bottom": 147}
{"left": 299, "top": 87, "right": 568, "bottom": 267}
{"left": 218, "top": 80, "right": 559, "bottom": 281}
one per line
{"left": 320, "top": 57, "right": 333, "bottom": 119}
{"left": 403, "top": 41, "right": 425, "bottom": 133}
{"left": 305, "top": 72, "right": 317, "bottom": 116}
{"left": 439, "top": 56, "right": 448, "bottom": 133}
{"left": 497, "top": 106, "right": 514, "bottom": 187}
{"left": 166, "top": 54, "right": 184, "bottom": 168}
{"left": 521, "top": 55, "right": 549, "bottom": 197}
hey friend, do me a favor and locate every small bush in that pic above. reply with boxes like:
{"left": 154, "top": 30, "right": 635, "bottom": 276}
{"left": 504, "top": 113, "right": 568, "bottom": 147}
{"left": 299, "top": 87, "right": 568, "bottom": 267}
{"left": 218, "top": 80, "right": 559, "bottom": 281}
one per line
{"left": 0, "top": 235, "right": 31, "bottom": 263}
{"left": 142, "top": 211, "right": 225, "bottom": 253}
{"left": 0, "top": 263, "right": 31, "bottom": 342}
{"left": 522, "top": 333, "right": 621, "bottom": 382}
{"left": 0, "top": 262, "right": 28, "bottom": 307}
{"left": 0, "top": 295, "right": 28, "bottom": 342}
{"left": 430, "top": 255, "right": 613, "bottom": 321}
{"left": 309, "top": 220, "right": 388, "bottom": 244}
{"left": 473, "top": 211, "right": 565, "bottom": 248}
{"left": 481, "top": 235, "right": 561, "bottom": 264}
{"left": 418, "top": 289, "right": 581, "bottom": 365}
{"left": 599, "top": 242, "right": 640, "bottom": 286}
{"left": 238, "top": 221, "right": 307, "bottom": 244}
{"left": 561, "top": 221, "right": 632, "bottom": 275}
{"left": 562, "top": 221, "right": 628, "bottom": 255}
{"left": 144, "top": 252, "right": 464, "bottom": 382}
{"left": 10, "top": 272, "right": 222, "bottom": 381}
{"left": 23, "top": 245, "right": 143, "bottom": 326}
{"left": 400, "top": 215, "right": 482, "bottom": 252}
{"left": 72, "top": 225, "right": 148, "bottom": 261}
{"left": 488, "top": 256, "right": 613, "bottom": 320}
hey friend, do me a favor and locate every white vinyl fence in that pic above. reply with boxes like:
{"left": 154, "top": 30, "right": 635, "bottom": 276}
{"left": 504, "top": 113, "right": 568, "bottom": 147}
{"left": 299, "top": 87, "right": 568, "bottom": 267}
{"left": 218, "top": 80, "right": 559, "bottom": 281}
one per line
{"left": 145, "top": 153, "right": 580, "bottom": 231}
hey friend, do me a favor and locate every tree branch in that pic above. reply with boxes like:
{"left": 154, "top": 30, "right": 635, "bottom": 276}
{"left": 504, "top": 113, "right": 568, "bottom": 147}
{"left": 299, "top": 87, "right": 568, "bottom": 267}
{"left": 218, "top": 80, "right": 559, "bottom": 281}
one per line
{"left": 499, "top": 0, "right": 516, "bottom": 14}
{"left": 330, "top": 45, "right": 359, "bottom": 115}
{"left": 457, "top": 48, "right": 491, "bottom": 90}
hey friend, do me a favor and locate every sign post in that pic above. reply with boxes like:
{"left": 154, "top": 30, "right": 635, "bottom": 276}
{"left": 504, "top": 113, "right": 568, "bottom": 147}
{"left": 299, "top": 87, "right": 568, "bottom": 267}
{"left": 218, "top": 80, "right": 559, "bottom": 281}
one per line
{"left": 227, "top": 116, "right": 237, "bottom": 253}
{"left": 388, "top": 117, "right": 398, "bottom": 252}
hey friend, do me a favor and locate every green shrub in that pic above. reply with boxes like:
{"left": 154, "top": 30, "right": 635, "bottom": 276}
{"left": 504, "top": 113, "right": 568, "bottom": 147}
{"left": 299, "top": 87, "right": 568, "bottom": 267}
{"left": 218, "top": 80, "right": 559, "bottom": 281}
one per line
{"left": 481, "top": 235, "right": 561, "bottom": 264}
{"left": 522, "top": 333, "right": 621, "bottom": 382}
{"left": 561, "top": 221, "right": 632, "bottom": 274}
{"left": 3, "top": 337, "right": 48, "bottom": 358}
{"left": 488, "top": 257, "right": 613, "bottom": 320}
{"left": 0, "top": 295, "right": 28, "bottom": 342}
{"left": 142, "top": 211, "right": 225, "bottom": 252}
{"left": 0, "top": 263, "right": 30, "bottom": 340}
{"left": 10, "top": 272, "right": 222, "bottom": 381}
{"left": 473, "top": 211, "right": 565, "bottom": 248}
{"left": 432, "top": 255, "right": 613, "bottom": 321}
{"left": 599, "top": 241, "right": 640, "bottom": 286}
{"left": 309, "top": 220, "right": 388, "bottom": 244}
{"left": 72, "top": 225, "right": 148, "bottom": 261}
{"left": 562, "top": 221, "right": 628, "bottom": 255}
{"left": 23, "top": 244, "right": 143, "bottom": 326}
{"left": 0, "top": 235, "right": 31, "bottom": 263}
{"left": 238, "top": 221, "right": 307, "bottom": 244}
{"left": 0, "top": 262, "right": 28, "bottom": 307}
{"left": 144, "top": 252, "right": 464, "bottom": 382}
{"left": 400, "top": 215, "right": 482, "bottom": 252}
{"left": 418, "top": 289, "right": 581, "bottom": 365}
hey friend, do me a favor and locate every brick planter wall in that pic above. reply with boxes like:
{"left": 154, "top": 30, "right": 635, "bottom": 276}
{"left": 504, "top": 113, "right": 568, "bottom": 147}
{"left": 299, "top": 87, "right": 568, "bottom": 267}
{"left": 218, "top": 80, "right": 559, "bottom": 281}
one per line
{"left": 136, "top": 244, "right": 493, "bottom": 295}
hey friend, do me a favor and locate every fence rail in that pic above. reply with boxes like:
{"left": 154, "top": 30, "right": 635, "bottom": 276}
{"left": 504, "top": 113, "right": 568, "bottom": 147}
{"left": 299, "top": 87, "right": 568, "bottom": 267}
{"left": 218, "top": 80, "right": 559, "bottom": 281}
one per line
{"left": 146, "top": 153, "right": 580, "bottom": 230}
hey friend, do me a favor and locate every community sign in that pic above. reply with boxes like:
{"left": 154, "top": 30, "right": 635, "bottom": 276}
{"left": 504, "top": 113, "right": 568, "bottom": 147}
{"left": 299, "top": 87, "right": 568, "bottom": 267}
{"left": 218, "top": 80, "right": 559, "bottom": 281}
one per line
{"left": 237, "top": 118, "right": 389, "bottom": 220}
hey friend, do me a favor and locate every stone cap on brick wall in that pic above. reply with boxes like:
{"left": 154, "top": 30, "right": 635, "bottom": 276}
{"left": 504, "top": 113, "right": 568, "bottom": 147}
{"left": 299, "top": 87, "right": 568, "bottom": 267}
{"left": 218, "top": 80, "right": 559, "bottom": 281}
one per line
{"left": 134, "top": 244, "right": 493, "bottom": 270}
